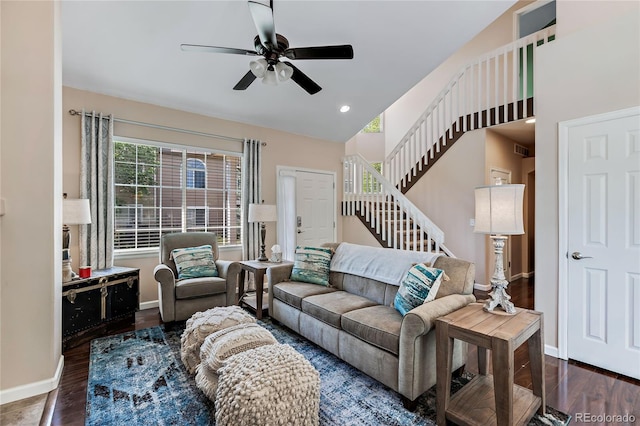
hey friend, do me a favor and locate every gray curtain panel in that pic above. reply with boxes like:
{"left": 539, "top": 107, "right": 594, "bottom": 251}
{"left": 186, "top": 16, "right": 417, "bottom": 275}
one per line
{"left": 242, "top": 139, "right": 262, "bottom": 261}
{"left": 80, "top": 110, "right": 114, "bottom": 269}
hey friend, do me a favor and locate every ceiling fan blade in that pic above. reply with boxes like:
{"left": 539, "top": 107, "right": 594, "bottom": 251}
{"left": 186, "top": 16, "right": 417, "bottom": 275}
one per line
{"left": 181, "top": 44, "right": 259, "bottom": 56}
{"left": 233, "top": 70, "right": 257, "bottom": 90}
{"left": 248, "top": 0, "right": 278, "bottom": 49}
{"left": 284, "top": 45, "right": 354, "bottom": 60}
{"left": 283, "top": 62, "right": 321, "bottom": 95}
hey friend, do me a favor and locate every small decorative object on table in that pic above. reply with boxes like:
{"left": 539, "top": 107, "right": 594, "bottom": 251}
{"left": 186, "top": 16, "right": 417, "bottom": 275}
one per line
{"left": 270, "top": 244, "right": 282, "bottom": 263}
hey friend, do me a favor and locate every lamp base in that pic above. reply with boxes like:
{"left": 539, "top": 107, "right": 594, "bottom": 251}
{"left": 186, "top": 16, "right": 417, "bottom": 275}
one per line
{"left": 484, "top": 235, "right": 516, "bottom": 315}
{"left": 484, "top": 282, "right": 516, "bottom": 314}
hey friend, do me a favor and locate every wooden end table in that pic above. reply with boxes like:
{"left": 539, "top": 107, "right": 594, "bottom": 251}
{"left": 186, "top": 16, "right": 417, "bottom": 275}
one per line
{"left": 436, "top": 302, "right": 545, "bottom": 426}
{"left": 237, "top": 260, "right": 292, "bottom": 319}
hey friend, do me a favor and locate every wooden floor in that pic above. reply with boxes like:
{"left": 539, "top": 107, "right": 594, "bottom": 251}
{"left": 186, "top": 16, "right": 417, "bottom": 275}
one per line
{"left": 51, "top": 277, "right": 640, "bottom": 425}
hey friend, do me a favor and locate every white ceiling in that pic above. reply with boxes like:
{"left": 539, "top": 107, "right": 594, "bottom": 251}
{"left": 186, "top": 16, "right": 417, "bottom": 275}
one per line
{"left": 61, "top": 1, "right": 516, "bottom": 143}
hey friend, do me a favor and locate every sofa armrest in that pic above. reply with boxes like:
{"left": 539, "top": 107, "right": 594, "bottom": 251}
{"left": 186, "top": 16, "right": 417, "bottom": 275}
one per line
{"left": 215, "top": 259, "right": 234, "bottom": 279}
{"left": 398, "top": 293, "right": 476, "bottom": 401}
{"left": 154, "top": 264, "right": 177, "bottom": 322}
{"left": 223, "top": 262, "right": 243, "bottom": 305}
{"left": 401, "top": 293, "right": 476, "bottom": 340}
{"left": 267, "top": 263, "right": 294, "bottom": 286}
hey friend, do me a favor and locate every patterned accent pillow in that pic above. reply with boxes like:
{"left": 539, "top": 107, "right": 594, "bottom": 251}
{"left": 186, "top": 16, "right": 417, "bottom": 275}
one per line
{"left": 171, "top": 244, "right": 219, "bottom": 279}
{"left": 290, "top": 246, "right": 333, "bottom": 286}
{"left": 393, "top": 264, "right": 445, "bottom": 316}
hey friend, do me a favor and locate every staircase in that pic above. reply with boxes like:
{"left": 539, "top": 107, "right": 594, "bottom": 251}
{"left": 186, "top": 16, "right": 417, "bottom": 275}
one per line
{"left": 343, "top": 26, "right": 555, "bottom": 253}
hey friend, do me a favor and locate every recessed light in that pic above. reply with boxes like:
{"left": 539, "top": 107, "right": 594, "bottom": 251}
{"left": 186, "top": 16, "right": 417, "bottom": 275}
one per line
{"left": 339, "top": 105, "right": 351, "bottom": 113}
{"left": 525, "top": 118, "right": 536, "bottom": 124}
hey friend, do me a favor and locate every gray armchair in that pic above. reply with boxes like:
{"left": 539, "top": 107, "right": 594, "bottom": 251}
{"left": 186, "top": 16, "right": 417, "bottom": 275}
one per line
{"left": 154, "top": 232, "right": 240, "bottom": 322}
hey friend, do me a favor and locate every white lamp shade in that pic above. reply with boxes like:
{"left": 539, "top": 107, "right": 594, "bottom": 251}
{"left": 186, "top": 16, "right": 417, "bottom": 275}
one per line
{"left": 474, "top": 184, "right": 524, "bottom": 235}
{"left": 63, "top": 199, "right": 92, "bottom": 225}
{"left": 275, "top": 62, "right": 293, "bottom": 82}
{"left": 248, "top": 204, "right": 277, "bottom": 223}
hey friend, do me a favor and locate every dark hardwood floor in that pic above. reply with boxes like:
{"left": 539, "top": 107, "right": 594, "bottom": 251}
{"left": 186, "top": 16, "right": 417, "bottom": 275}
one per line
{"left": 52, "top": 277, "right": 640, "bottom": 425}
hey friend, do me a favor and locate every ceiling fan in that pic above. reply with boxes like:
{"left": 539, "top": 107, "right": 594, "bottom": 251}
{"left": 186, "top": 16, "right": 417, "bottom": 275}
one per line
{"left": 181, "top": 0, "right": 353, "bottom": 95}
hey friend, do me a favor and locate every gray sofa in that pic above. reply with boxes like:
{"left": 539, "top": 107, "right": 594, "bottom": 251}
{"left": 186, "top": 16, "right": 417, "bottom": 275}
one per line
{"left": 267, "top": 242, "right": 476, "bottom": 407}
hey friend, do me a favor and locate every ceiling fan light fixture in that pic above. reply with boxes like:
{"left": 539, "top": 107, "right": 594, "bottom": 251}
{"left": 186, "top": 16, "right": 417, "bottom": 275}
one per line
{"left": 262, "top": 67, "right": 278, "bottom": 85}
{"left": 275, "top": 62, "right": 293, "bottom": 82}
{"left": 249, "top": 58, "right": 268, "bottom": 78}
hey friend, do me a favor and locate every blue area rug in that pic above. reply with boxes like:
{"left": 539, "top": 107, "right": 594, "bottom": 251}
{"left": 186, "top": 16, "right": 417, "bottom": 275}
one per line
{"left": 86, "top": 319, "right": 571, "bottom": 425}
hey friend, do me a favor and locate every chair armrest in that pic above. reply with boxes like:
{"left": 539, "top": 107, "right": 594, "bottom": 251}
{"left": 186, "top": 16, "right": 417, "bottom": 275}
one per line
{"left": 215, "top": 259, "right": 234, "bottom": 279}
{"left": 401, "top": 293, "right": 476, "bottom": 340}
{"left": 154, "top": 264, "right": 177, "bottom": 322}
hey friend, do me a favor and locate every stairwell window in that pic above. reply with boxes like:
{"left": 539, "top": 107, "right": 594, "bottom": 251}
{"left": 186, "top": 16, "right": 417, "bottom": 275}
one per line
{"left": 362, "top": 115, "right": 383, "bottom": 133}
{"left": 113, "top": 138, "right": 242, "bottom": 251}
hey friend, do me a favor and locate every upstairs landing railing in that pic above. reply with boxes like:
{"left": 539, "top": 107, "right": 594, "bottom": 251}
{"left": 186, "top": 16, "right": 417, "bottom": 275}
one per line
{"left": 384, "top": 26, "right": 555, "bottom": 190}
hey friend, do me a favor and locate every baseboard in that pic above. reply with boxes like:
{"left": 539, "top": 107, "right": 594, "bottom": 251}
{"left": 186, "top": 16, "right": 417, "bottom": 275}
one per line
{"left": 522, "top": 271, "right": 535, "bottom": 278}
{"left": 140, "top": 300, "right": 159, "bottom": 310}
{"left": 473, "top": 282, "right": 492, "bottom": 291}
{"left": 545, "top": 344, "right": 559, "bottom": 358}
{"left": 0, "top": 355, "right": 64, "bottom": 405}
{"left": 510, "top": 273, "right": 523, "bottom": 281}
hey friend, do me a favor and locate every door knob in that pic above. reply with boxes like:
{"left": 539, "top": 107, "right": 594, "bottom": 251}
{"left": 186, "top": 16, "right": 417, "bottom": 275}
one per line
{"left": 571, "top": 252, "right": 593, "bottom": 260}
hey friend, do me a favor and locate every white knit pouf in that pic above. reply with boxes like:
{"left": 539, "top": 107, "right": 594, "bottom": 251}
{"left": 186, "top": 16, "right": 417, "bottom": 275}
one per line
{"left": 195, "top": 323, "right": 277, "bottom": 400}
{"left": 215, "top": 343, "right": 320, "bottom": 426}
{"left": 181, "top": 306, "right": 256, "bottom": 374}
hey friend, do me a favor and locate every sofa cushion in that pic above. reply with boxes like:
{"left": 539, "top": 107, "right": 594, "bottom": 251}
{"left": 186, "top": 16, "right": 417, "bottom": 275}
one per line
{"left": 175, "top": 276, "right": 228, "bottom": 299}
{"left": 341, "top": 305, "right": 402, "bottom": 355}
{"left": 171, "top": 244, "right": 219, "bottom": 279}
{"left": 301, "top": 291, "right": 377, "bottom": 329}
{"left": 291, "top": 246, "right": 333, "bottom": 286}
{"left": 393, "top": 265, "right": 445, "bottom": 316}
{"left": 272, "top": 282, "right": 337, "bottom": 310}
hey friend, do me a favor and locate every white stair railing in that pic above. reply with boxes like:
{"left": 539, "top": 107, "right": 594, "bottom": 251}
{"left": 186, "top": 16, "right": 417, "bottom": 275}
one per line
{"left": 384, "top": 26, "right": 556, "bottom": 189}
{"left": 343, "top": 154, "right": 453, "bottom": 256}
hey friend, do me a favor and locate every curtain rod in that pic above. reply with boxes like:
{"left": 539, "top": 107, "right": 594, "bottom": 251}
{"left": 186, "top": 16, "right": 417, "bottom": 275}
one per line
{"left": 68, "top": 109, "right": 264, "bottom": 145}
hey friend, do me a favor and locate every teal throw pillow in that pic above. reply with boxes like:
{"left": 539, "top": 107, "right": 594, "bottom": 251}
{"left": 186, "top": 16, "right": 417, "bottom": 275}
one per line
{"left": 290, "top": 246, "right": 333, "bottom": 286}
{"left": 393, "top": 264, "right": 445, "bottom": 316}
{"left": 171, "top": 244, "right": 219, "bottom": 279}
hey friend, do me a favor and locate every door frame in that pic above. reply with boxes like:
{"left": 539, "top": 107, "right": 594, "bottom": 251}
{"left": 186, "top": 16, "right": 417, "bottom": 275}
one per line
{"left": 557, "top": 105, "right": 640, "bottom": 360}
{"left": 276, "top": 165, "right": 337, "bottom": 255}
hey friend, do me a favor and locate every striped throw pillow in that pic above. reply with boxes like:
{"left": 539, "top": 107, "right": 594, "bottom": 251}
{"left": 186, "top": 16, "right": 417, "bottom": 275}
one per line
{"left": 393, "top": 264, "right": 445, "bottom": 316}
{"left": 171, "top": 244, "right": 219, "bottom": 279}
{"left": 290, "top": 246, "right": 333, "bottom": 286}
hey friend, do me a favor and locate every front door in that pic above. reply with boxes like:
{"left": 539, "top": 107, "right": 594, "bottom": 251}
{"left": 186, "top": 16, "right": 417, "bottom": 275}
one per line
{"left": 567, "top": 111, "right": 640, "bottom": 379}
{"left": 295, "top": 170, "right": 335, "bottom": 247}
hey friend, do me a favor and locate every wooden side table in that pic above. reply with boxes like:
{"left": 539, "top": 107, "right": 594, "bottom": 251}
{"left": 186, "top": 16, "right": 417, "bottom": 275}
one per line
{"left": 237, "top": 260, "right": 292, "bottom": 320}
{"left": 436, "top": 302, "right": 545, "bottom": 426}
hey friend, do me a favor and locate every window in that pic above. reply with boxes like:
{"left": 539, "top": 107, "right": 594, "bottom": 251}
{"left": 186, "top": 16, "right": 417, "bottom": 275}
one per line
{"left": 362, "top": 115, "right": 383, "bottom": 133}
{"left": 114, "top": 139, "right": 242, "bottom": 251}
{"left": 186, "top": 158, "right": 206, "bottom": 188}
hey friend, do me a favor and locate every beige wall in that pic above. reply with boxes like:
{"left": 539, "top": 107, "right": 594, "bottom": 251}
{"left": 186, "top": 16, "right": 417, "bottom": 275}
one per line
{"left": 345, "top": 131, "right": 385, "bottom": 163}
{"left": 63, "top": 87, "right": 345, "bottom": 305}
{"left": 535, "top": 1, "right": 640, "bottom": 350}
{"left": 1, "top": 1, "right": 63, "bottom": 401}
{"left": 384, "top": 1, "right": 535, "bottom": 155}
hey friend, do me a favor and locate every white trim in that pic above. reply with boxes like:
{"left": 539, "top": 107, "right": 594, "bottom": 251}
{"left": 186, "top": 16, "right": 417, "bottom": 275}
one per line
{"left": 512, "top": 0, "right": 554, "bottom": 40}
{"left": 474, "top": 282, "right": 492, "bottom": 291}
{"left": 557, "top": 106, "right": 640, "bottom": 362}
{"left": 0, "top": 355, "right": 64, "bottom": 405}
{"left": 140, "top": 300, "right": 159, "bottom": 310}
{"left": 115, "top": 135, "right": 242, "bottom": 156}
{"left": 545, "top": 344, "right": 560, "bottom": 359}
{"left": 522, "top": 271, "right": 535, "bottom": 278}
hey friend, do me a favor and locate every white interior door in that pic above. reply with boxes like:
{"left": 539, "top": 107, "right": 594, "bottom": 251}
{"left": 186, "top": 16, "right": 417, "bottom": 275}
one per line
{"left": 567, "top": 112, "right": 640, "bottom": 379}
{"left": 295, "top": 170, "right": 335, "bottom": 247}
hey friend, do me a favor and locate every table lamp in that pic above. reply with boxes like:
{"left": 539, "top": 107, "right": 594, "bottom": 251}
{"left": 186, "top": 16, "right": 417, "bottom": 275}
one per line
{"left": 63, "top": 198, "right": 92, "bottom": 282}
{"left": 474, "top": 181, "right": 524, "bottom": 314}
{"left": 248, "top": 203, "right": 277, "bottom": 261}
